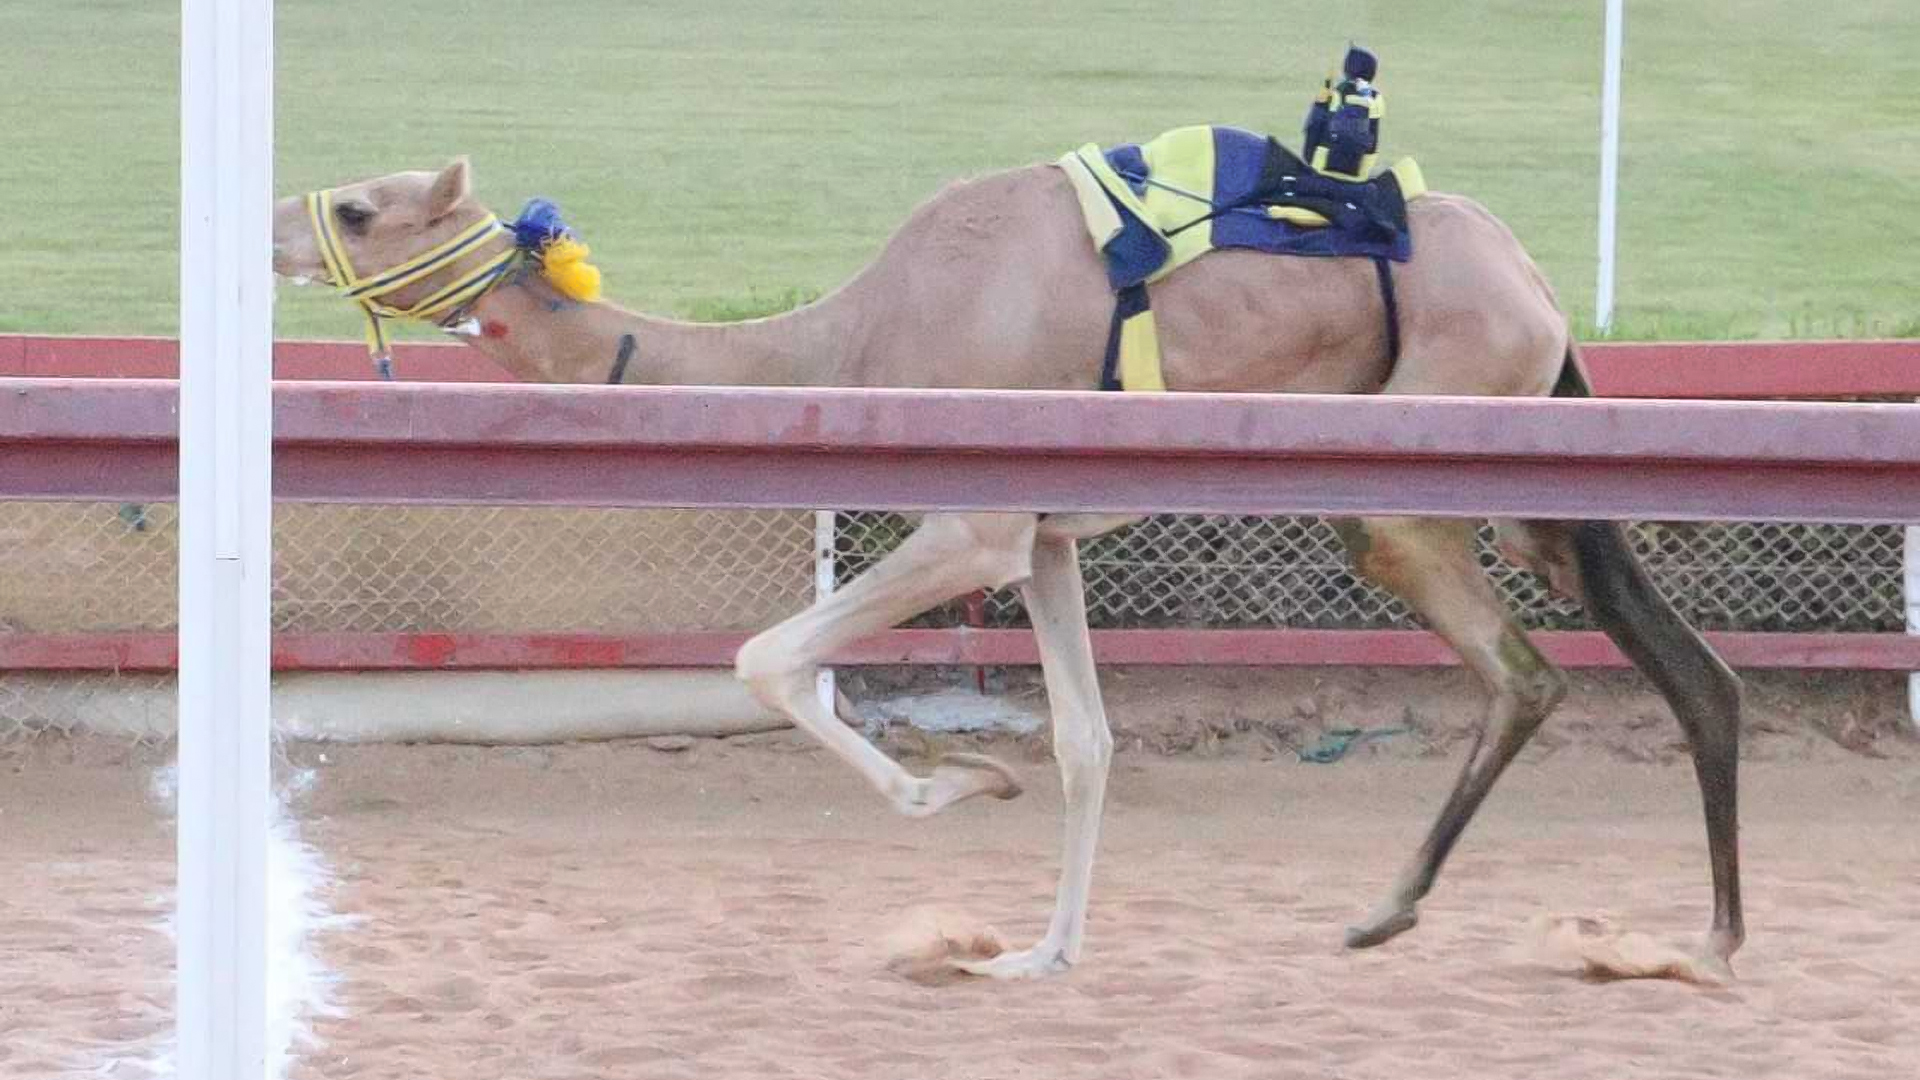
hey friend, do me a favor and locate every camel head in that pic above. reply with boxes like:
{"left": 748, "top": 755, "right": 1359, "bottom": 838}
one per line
{"left": 274, "top": 158, "right": 603, "bottom": 369}
{"left": 271, "top": 158, "right": 487, "bottom": 285}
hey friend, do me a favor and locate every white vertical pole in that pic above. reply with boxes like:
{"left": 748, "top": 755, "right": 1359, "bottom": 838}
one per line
{"left": 1595, "top": 0, "right": 1624, "bottom": 333}
{"left": 1907, "top": 502, "right": 1918, "bottom": 734}
{"left": 177, "top": 0, "right": 273, "bottom": 1076}
{"left": 814, "top": 510, "right": 839, "bottom": 715}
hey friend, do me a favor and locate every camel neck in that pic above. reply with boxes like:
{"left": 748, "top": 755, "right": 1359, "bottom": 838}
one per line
{"left": 459, "top": 278, "right": 865, "bottom": 387}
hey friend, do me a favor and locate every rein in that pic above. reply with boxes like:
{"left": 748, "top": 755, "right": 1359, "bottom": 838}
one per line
{"left": 304, "top": 189, "right": 519, "bottom": 378}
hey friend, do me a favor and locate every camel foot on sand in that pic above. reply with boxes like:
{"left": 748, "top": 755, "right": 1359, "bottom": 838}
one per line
{"left": 902, "top": 753, "right": 1022, "bottom": 817}
{"left": 1689, "top": 950, "right": 1736, "bottom": 986}
{"left": 953, "top": 944, "right": 1073, "bottom": 980}
{"left": 1344, "top": 904, "right": 1419, "bottom": 949}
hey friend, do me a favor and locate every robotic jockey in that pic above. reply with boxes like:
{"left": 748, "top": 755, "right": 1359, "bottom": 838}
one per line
{"left": 1302, "top": 45, "right": 1384, "bottom": 181}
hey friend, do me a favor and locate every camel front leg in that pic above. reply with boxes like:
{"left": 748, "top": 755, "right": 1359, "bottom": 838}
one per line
{"left": 956, "top": 530, "right": 1113, "bottom": 979}
{"left": 735, "top": 512, "right": 1037, "bottom": 816}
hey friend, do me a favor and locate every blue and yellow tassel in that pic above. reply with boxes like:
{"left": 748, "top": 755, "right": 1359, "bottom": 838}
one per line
{"left": 511, "top": 198, "right": 604, "bottom": 303}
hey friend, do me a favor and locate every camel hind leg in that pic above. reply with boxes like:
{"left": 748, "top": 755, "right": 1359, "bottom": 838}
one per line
{"left": 1341, "top": 513, "right": 1746, "bottom": 965}
{"left": 1528, "top": 518, "right": 1746, "bottom": 961}
{"left": 1333, "top": 515, "right": 1570, "bottom": 948}
{"left": 1485, "top": 343, "right": 1744, "bottom": 962}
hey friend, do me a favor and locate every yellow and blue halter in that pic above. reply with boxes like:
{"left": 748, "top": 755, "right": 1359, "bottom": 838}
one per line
{"left": 303, "top": 188, "right": 519, "bottom": 378}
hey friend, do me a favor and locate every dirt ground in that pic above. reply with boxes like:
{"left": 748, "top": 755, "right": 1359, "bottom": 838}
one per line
{"left": 3, "top": 668, "right": 1919, "bottom": 1079}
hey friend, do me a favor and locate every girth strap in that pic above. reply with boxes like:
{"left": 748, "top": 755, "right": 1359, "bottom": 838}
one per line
{"left": 607, "top": 333, "right": 638, "bottom": 385}
{"left": 1372, "top": 256, "right": 1401, "bottom": 371}
{"left": 1098, "top": 283, "right": 1163, "bottom": 391}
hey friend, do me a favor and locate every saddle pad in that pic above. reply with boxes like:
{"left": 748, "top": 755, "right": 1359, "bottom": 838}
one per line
{"left": 1056, "top": 124, "right": 1425, "bottom": 290}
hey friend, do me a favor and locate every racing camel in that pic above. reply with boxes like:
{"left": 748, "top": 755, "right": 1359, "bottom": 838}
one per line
{"left": 272, "top": 147, "right": 1743, "bottom": 981}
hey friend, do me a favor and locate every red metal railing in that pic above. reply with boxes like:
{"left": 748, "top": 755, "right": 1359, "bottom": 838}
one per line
{"left": 4, "top": 378, "right": 1916, "bottom": 519}
{"left": 7, "top": 334, "right": 1920, "bottom": 397}
{"left": 2, "top": 628, "right": 1913, "bottom": 673}
{"left": 2, "top": 335, "right": 1916, "bottom": 674}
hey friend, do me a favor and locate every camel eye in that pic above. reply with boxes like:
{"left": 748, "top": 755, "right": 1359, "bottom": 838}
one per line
{"left": 335, "top": 201, "right": 375, "bottom": 232}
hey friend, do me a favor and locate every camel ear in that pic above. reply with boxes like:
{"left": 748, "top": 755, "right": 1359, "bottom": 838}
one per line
{"left": 425, "top": 157, "right": 472, "bottom": 222}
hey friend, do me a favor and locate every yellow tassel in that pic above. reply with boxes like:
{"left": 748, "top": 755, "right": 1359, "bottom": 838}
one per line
{"left": 540, "top": 237, "right": 603, "bottom": 302}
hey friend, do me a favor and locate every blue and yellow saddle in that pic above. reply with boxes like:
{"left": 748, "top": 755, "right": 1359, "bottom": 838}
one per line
{"left": 1054, "top": 124, "right": 1426, "bottom": 390}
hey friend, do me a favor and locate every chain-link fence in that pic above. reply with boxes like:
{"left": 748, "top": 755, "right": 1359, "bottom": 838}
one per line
{"left": 836, "top": 514, "right": 1907, "bottom": 634}
{"left": 0, "top": 501, "right": 1907, "bottom": 737}
{"left": 0, "top": 502, "right": 814, "bottom": 636}
{"left": 0, "top": 502, "right": 815, "bottom": 737}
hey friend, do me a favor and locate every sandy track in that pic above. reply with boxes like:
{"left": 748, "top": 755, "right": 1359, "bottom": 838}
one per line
{"left": 5, "top": 732, "right": 1919, "bottom": 1079}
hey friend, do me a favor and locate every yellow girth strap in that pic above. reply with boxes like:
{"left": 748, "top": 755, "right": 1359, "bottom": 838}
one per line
{"left": 304, "top": 189, "right": 518, "bottom": 375}
{"left": 1117, "top": 305, "right": 1165, "bottom": 391}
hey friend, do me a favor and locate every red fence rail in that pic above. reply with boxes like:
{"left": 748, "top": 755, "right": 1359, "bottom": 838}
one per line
{"left": 3, "top": 629, "right": 1914, "bottom": 673}
{"left": 2, "top": 335, "right": 1917, "bottom": 674}
{"left": 3, "top": 378, "right": 1917, "bottom": 520}
{"left": 6, "top": 334, "right": 1920, "bottom": 397}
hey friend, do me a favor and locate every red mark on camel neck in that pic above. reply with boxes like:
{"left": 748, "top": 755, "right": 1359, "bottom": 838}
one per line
{"left": 482, "top": 319, "right": 510, "bottom": 340}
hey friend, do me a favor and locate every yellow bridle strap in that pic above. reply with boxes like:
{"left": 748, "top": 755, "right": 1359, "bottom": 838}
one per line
{"left": 305, "top": 192, "right": 355, "bottom": 291}
{"left": 375, "top": 247, "right": 517, "bottom": 319}
{"left": 353, "top": 243, "right": 517, "bottom": 364}
{"left": 303, "top": 189, "right": 519, "bottom": 370}
{"left": 342, "top": 216, "right": 510, "bottom": 300}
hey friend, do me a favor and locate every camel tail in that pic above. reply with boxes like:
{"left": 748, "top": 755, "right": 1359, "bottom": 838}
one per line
{"left": 1551, "top": 341, "right": 1594, "bottom": 399}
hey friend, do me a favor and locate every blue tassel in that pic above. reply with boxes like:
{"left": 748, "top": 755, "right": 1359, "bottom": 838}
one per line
{"left": 511, "top": 198, "right": 575, "bottom": 252}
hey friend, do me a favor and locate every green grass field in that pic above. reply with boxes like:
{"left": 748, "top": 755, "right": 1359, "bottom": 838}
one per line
{"left": 5, "top": 0, "right": 1915, "bottom": 342}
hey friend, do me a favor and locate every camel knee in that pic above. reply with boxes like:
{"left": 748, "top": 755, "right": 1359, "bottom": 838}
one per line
{"left": 1496, "top": 648, "right": 1568, "bottom": 741}
{"left": 1692, "top": 658, "right": 1744, "bottom": 730}
{"left": 734, "top": 631, "right": 812, "bottom": 707}
{"left": 1518, "top": 663, "right": 1569, "bottom": 721}
{"left": 1056, "top": 721, "right": 1113, "bottom": 797}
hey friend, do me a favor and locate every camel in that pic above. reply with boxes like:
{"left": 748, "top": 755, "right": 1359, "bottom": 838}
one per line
{"left": 271, "top": 148, "right": 1745, "bottom": 981}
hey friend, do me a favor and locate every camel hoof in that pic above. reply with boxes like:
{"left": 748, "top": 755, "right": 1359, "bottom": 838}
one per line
{"left": 1344, "top": 906, "right": 1418, "bottom": 949}
{"left": 935, "top": 753, "right": 1023, "bottom": 800}
{"left": 900, "top": 753, "right": 1023, "bottom": 818}
{"left": 1691, "top": 951, "right": 1736, "bottom": 986}
{"left": 953, "top": 945, "right": 1072, "bottom": 981}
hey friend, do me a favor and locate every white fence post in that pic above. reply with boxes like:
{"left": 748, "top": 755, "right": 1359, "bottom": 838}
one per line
{"left": 1595, "top": 0, "right": 1625, "bottom": 333}
{"left": 1908, "top": 485, "right": 1919, "bottom": 734}
{"left": 814, "top": 509, "right": 838, "bottom": 715}
{"left": 176, "top": 0, "right": 274, "bottom": 1076}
